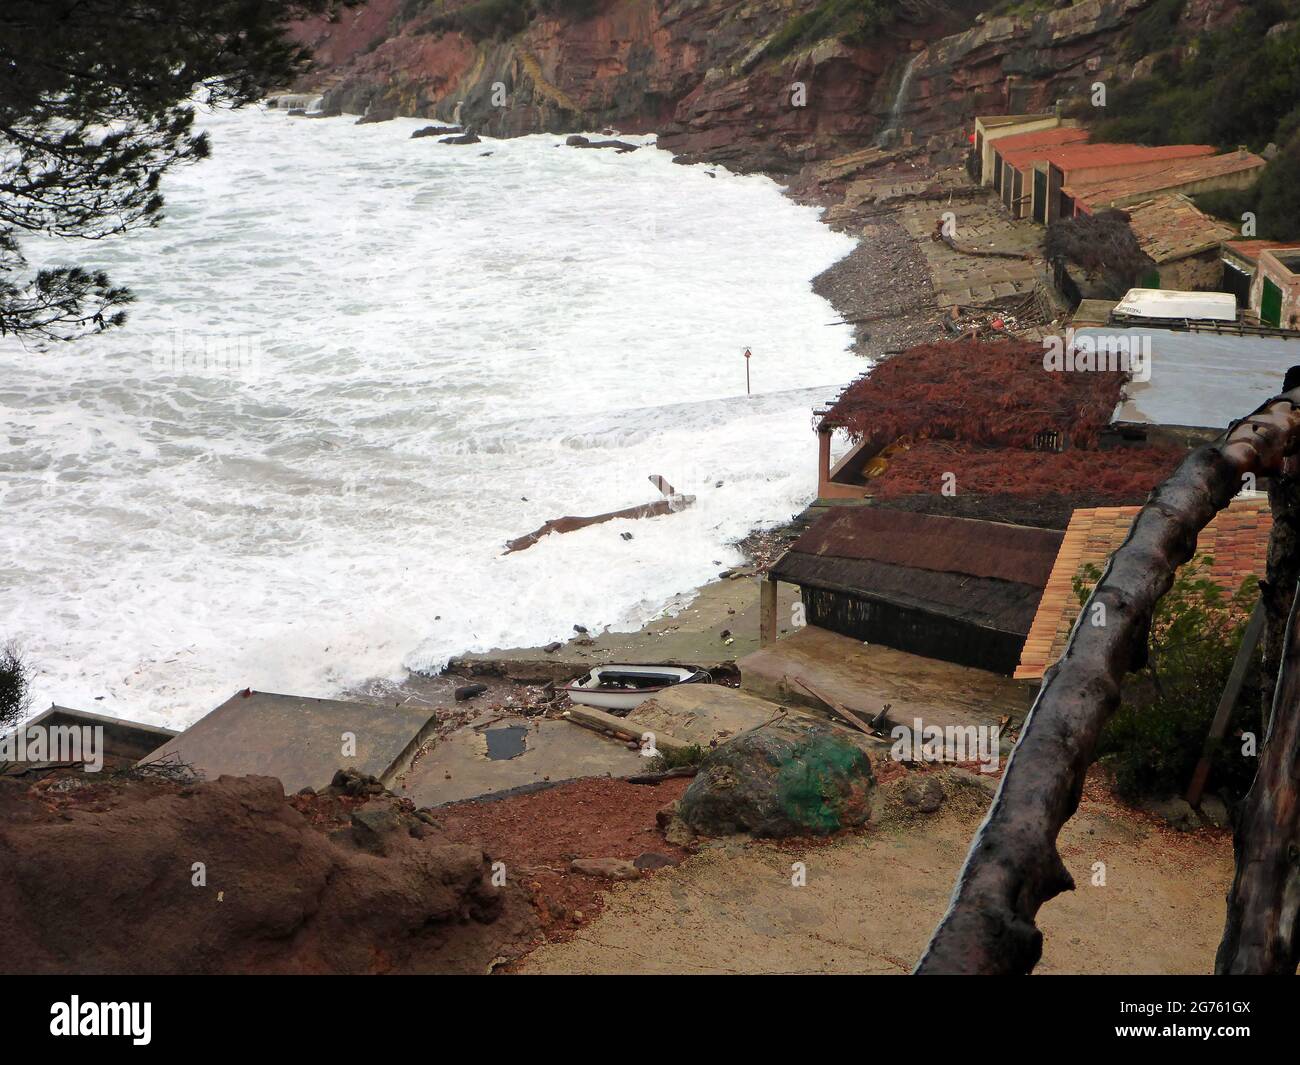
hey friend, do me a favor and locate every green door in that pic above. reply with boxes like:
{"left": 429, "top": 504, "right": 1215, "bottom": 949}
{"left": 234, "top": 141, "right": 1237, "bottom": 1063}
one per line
{"left": 1262, "top": 278, "right": 1283, "bottom": 326}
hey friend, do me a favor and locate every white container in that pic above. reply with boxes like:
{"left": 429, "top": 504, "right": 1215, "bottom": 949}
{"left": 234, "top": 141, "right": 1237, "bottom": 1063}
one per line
{"left": 1114, "top": 288, "right": 1237, "bottom": 322}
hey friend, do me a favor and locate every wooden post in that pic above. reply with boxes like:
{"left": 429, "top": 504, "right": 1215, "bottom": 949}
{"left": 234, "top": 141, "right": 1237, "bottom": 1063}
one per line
{"left": 759, "top": 575, "right": 778, "bottom": 648}
{"left": 817, "top": 429, "right": 832, "bottom": 498}
{"left": 1186, "top": 598, "right": 1265, "bottom": 807}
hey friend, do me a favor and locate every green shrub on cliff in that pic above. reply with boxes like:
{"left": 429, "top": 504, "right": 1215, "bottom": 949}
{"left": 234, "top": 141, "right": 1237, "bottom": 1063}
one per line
{"left": 423, "top": 0, "right": 532, "bottom": 41}
{"left": 1072, "top": 557, "right": 1261, "bottom": 802}
{"left": 766, "top": 0, "right": 895, "bottom": 60}
{"left": 1194, "top": 132, "right": 1300, "bottom": 242}
{"left": 1093, "top": 0, "right": 1300, "bottom": 150}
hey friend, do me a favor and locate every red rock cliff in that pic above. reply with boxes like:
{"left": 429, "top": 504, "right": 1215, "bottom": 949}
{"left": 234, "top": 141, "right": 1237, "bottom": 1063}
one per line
{"left": 290, "top": 0, "right": 1242, "bottom": 172}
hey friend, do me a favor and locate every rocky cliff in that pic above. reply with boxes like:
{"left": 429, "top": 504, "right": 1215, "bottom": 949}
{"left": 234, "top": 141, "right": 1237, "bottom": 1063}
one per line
{"left": 293, "top": 0, "right": 986, "bottom": 172}
{"left": 894, "top": 0, "right": 1242, "bottom": 160}
{"left": 291, "top": 0, "right": 1242, "bottom": 172}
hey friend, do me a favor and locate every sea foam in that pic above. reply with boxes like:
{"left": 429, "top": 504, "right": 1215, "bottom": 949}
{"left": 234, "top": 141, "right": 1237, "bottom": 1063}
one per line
{"left": 0, "top": 107, "right": 859, "bottom": 728}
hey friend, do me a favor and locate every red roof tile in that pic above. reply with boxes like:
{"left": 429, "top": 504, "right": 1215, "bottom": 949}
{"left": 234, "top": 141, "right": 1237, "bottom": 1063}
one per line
{"left": 1066, "top": 150, "right": 1267, "bottom": 207}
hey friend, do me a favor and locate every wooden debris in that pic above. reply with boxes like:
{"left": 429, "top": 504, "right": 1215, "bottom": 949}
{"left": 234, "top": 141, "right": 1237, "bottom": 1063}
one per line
{"left": 563, "top": 705, "right": 693, "bottom": 755}
{"left": 504, "top": 475, "right": 695, "bottom": 554}
{"left": 788, "top": 675, "right": 877, "bottom": 736}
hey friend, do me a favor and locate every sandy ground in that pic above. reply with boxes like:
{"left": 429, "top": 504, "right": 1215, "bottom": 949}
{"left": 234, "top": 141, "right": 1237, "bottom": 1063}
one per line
{"left": 517, "top": 773, "right": 1234, "bottom": 975}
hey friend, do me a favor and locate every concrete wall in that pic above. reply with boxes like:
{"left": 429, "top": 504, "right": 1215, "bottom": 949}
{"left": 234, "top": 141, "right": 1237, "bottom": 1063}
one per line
{"left": 1155, "top": 248, "right": 1228, "bottom": 293}
{"left": 974, "top": 115, "right": 1060, "bottom": 186}
{"left": 1251, "top": 252, "right": 1300, "bottom": 328}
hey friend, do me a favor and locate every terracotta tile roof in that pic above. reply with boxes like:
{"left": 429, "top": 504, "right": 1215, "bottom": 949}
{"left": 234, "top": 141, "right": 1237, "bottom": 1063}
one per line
{"left": 1123, "top": 193, "right": 1236, "bottom": 263}
{"left": 1013, "top": 497, "right": 1270, "bottom": 680}
{"left": 1045, "top": 142, "right": 1215, "bottom": 175}
{"left": 1224, "top": 239, "right": 1300, "bottom": 263}
{"left": 1067, "top": 150, "right": 1267, "bottom": 208}
{"left": 993, "top": 126, "right": 1090, "bottom": 166}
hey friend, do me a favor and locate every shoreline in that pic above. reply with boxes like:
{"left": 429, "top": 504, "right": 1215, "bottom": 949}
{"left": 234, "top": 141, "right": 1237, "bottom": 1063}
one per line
{"left": 398, "top": 154, "right": 951, "bottom": 696}
{"left": 15, "top": 108, "right": 950, "bottom": 727}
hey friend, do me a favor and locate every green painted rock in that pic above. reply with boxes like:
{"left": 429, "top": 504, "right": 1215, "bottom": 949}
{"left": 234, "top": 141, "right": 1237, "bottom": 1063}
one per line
{"left": 678, "top": 723, "right": 875, "bottom": 838}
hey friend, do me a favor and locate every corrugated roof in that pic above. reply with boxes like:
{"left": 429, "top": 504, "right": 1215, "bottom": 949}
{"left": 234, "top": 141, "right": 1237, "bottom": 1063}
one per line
{"left": 1099, "top": 327, "right": 1294, "bottom": 429}
{"left": 1067, "top": 150, "right": 1267, "bottom": 207}
{"left": 1124, "top": 193, "right": 1236, "bottom": 263}
{"left": 776, "top": 506, "right": 1064, "bottom": 587}
{"left": 1014, "top": 497, "right": 1269, "bottom": 680}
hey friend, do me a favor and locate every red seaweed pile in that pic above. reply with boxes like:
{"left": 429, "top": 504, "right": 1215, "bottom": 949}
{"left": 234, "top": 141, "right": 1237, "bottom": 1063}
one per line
{"left": 820, "top": 338, "right": 1127, "bottom": 450}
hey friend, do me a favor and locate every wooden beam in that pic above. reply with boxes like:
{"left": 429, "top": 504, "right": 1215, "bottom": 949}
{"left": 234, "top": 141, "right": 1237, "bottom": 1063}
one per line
{"left": 562, "top": 706, "right": 692, "bottom": 755}
{"left": 759, "top": 576, "right": 778, "bottom": 648}
{"left": 789, "top": 675, "right": 877, "bottom": 737}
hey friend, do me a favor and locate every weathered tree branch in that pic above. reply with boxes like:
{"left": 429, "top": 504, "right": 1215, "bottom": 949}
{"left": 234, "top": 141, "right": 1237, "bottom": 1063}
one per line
{"left": 1216, "top": 573, "right": 1300, "bottom": 974}
{"left": 915, "top": 388, "right": 1300, "bottom": 975}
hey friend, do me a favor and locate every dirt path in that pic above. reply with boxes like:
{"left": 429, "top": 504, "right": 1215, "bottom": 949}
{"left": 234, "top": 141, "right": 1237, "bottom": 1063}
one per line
{"left": 518, "top": 774, "right": 1233, "bottom": 974}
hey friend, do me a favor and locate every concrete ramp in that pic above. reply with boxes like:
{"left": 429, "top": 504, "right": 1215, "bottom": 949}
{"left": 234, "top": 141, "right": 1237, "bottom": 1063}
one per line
{"left": 142, "top": 690, "right": 439, "bottom": 794}
{"left": 402, "top": 715, "right": 645, "bottom": 807}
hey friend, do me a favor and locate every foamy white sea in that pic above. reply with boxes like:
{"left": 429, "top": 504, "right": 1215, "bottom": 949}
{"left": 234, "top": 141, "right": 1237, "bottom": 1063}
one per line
{"left": 0, "top": 106, "right": 860, "bottom": 729}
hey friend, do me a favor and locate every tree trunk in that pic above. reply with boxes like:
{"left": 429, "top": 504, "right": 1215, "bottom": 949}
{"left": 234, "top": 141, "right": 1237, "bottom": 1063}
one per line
{"left": 916, "top": 389, "right": 1300, "bottom": 975}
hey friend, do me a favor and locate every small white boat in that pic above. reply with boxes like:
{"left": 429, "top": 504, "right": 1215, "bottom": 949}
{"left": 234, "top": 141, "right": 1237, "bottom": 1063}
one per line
{"left": 560, "top": 664, "right": 710, "bottom": 713}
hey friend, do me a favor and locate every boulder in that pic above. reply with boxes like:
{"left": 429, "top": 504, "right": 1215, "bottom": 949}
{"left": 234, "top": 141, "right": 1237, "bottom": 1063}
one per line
{"left": 1140, "top": 796, "right": 1200, "bottom": 832}
{"left": 440, "top": 132, "right": 481, "bottom": 145}
{"left": 902, "top": 775, "right": 945, "bottom": 813}
{"left": 565, "top": 134, "right": 638, "bottom": 153}
{"left": 356, "top": 108, "right": 396, "bottom": 125}
{"left": 454, "top": 683, "right": 488, "bottom": 702}
{"left": 411, "top": 124, "right": 463, "bottom": 138}
{"left": 678, "top": 723, "right": 874, "bottom": 838}
{"left": 350, "top": 805, "right": 406, "bottom": 853}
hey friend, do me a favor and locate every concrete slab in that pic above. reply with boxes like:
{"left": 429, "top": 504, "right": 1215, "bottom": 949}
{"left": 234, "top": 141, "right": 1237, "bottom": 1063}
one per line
{"left": 738, "top": 626, "right": 1033, "bottom": 736}
{"left": 400, "top": 715, "right": 646, "bottom": 807}
{"left": 633, "top": 684, "right": 813, "bottom": 748}
{"left": 448, "top": 576, "right": 801, "bottom": 684}
{"left": 143, "top": 690, "right": 438, "bottom": 794}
